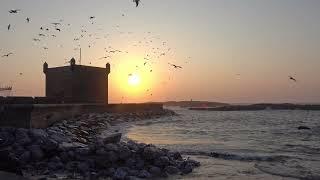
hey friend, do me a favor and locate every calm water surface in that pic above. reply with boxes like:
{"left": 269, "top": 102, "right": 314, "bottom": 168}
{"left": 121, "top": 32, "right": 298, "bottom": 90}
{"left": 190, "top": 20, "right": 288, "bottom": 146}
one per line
{"left": 125, "top": 107, "right": 320, "bottom": 179}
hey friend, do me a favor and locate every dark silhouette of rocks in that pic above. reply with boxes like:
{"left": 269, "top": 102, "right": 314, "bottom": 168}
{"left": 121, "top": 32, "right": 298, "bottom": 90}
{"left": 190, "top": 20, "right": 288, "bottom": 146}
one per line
{"left": 0, "top": 110, "right": 199, "bottom": 179}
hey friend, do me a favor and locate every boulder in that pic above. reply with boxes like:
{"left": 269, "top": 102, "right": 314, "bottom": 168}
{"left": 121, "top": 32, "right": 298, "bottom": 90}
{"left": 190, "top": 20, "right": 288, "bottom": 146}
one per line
{"left": 154, "top": 156, "right": 170, "bottom": 167}
{"left": 138, "top": 169, "right": 152, "bottom": 178}
{"left": 165, "top": 165, "right": 180, "bottom": 175}
{"left": 149, "top": 166, "right": 161, "bottom": 176}
{"left": 19, "top": 151, "right": 31, "bottom": 164}
{"left": 113, "top": 167, "right": 128, "bottom": 180}
{"left": 28, "top": 145, "right": 44, "bottom": 161}
{"left": 15, "top": 129, "right": 31, "bottom": 146}
{"left": 142, "top": 146, "right": 163, "bottom": 160}
{"left": 103, "top": 133, "right": 122, "bottom": 144}
{"left": 119, "top": 146, "right": 131, "bottom": 160}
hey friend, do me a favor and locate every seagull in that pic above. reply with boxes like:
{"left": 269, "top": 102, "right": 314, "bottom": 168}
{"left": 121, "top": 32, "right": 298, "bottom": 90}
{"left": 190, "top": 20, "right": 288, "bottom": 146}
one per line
{"left": 89, "top": 16, "right": 95, "bottom": 19}
{"left": 19, "top": 73, "right": 23, "bottom": 75}
{"left": 40, "top": 27, "right": 43, "bottom": 30}
{"left": 26, "top": 17, "right": 30, "bottom": 23}
{"left": 133, "top": 0, "right": 140, "bottom": 7}
{"left": 144, "top": 62, "right": 147, "bottom": 66}
{"left": 51, "top": 22, "right": 61, "bottom": 26}
{"left": 9, "top": 9, "right": 21, "bottom": 14}
{"left": 289, "top": 76, "right": 297, "bottom": 82}
{"left": 38, "top": 33, "right": 46, "bottom": 37}
{"left": 7, "top": 24, "right": 11, "bottom": 31}
{"left": 32, "top": 38, "right": 41, "bottom": 41}
{"left": 43, "top": 47, "right": 48, "bottom": 50}
{"left": 168, "top": 63, "right": 182, "bottom": 69}
{"left": 99, "top": 56, "right": 110, "bottom": 59}
{"left": 2, "top": 53, "right": 13, "bottom": 57}
{"left": 55, "top": 28, "right": 61, "bottom": 32}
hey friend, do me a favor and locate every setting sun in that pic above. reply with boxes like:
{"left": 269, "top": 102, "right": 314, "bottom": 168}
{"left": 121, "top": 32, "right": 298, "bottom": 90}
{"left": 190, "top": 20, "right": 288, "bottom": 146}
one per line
{"left": 128, "top": 74, "right": 140, "bottom": 86}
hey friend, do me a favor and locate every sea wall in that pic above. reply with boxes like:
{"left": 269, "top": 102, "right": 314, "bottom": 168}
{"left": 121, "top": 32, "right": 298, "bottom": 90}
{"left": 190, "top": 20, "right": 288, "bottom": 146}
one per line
{"left": 0, "top": 103, "right": 163, "bottom": 129}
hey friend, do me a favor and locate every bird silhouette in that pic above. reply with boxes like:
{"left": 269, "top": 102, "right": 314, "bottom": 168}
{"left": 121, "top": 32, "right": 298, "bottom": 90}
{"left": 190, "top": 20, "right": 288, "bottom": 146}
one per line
{"left": 32, "top": 38, "right": 41, "bottom": 42}
{"left": 168, "top": 63, "right": 182, "bottom": 69}
{"left": 26, "top": 17, "right": 30, "bottom": 23}
{"left": 99, "top": 56, "right": 111, "bottom": 59}
{"left": 7, "top": 24, "right": 11, "bottom": 31}
{"left": 51, "top": 23, "right": 61, "bottom": 26}
{"left": 9, "top": 9, "right": 21, "bottom": 14}
{"left": 289, "top": 76, "right": 297, "bottom": 82}
{"left": 38, "top": 34, "right": 46, "bottom": 37}
{"left": 55, "top": 28, "right": 61, "bottom": 32}
{"left": 2, "top": 53, "right": 13, "bottom": 57}
{"left": 89, "top": 16, "right": 95, "bottom": 19}
{"left": 133, "top": 0, "right": 140, "bottom": 7}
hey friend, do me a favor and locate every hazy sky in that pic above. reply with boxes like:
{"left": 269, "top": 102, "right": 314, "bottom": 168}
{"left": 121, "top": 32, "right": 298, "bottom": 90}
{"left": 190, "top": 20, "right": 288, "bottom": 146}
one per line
{"left": 0, "top": 0, "right": 320, "bottom": 103}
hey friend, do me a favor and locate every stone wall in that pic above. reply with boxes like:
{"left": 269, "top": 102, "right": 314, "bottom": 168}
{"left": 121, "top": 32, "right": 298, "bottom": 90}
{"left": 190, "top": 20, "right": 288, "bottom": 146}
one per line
{"left": 0, "top": 103, "right": 164, "bottom": 129}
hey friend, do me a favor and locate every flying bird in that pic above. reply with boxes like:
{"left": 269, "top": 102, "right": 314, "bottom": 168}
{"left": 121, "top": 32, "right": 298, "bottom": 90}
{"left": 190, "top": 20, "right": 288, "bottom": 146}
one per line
{"left": 7, "top": 24, "right": 11, "bottom": 31}
{"left": 289, "top": 76, "right": 297, "bottom": 82}
{"left": 2, "top": 53, "right": 13, "bottom": 57}
{"left": 99, "top": 56, "right": 111, "bottom": 59}
{"left": 26, "top": 17, "right": 30, "bottom": 23}
{"left": 168, "top": 63, "right": 182, "bottom": 69}
{"left": 89, "top": 16, "right": 95, "bottom": 19}
{"left": 38, "top": 34, "right": 46, "bottom": 37}
{"left": 32, "top": 38, "right": 41, "bottom": 42}
{"left": 133, "top": 0, "right": 140, "bottom": 7}
{"left": 55, "top": 28, "right": 61, "bottom": 32}
{"left": 51, "top": 23, "right": 61, "bottom": 26}
{"left": 9, "top": 9, "right": 21, "bottom": 14}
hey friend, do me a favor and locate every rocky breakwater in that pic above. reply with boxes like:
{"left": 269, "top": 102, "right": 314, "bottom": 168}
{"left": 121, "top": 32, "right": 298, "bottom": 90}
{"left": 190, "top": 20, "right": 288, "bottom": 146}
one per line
{"left": 0, "top": 109, "right": 200, "bottom": 179}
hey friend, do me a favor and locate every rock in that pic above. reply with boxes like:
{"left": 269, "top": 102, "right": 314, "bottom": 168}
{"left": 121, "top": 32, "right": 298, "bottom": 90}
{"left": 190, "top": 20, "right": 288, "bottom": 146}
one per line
{"left": 29, "top": 129, "right": 48, "bottom": 140}
{"left": 186, "top": 159, "right": 201, "bottom": 167}
{"left": 15, "top": 129, "right": 32, "bottom": 146}
{"left": 75, "top": 147, "right": 90, "bottom": 156}
{"left": 19, "top": 151, "right": 31, "bottom": 163}
{"left": 106, "top": 151, "right": 119, "bottom": 162}
{"left": 170, "top": 151, "right": 183, "bottom": 160}
{"left": 297, "top": 126, "right": 311, "bottom": 130}
{"left": 119, "top": 146, "right": 131, "bottom": 160}
{"left": 138, "top": 169, "right": 152, "bottom": 178}
{"left": 28, "top": 145, "right": 44, "bottom": 161}
{"left": 41, "top": 139, "right": 58, "bottom": 152}
{"left": 125, "top": 158, "right": 136, "bottom": 168}
{"left": 128, "top": 169, "right": 140, "bottom": 176}
{"left": 113, "top": 167, "right": 128, "bottom": 180}
{"left": 165, "top": 165, "right": 180, "bottom": 175}
{"left": 149, "top": 166, "right": 161, "bottom": 176}
{"left": 95, "top": 148, "right": 107, "bottom": 156}
{"left": 104, "top": 143, "right": 119, "bottom": 152}
{"left": 0, "top": 129, "right": 15, "bottom": 147}
{"left": 48, "top": 161, "right": 63, "bottom": 171}
{"left": 77, "top": 137, "right": 88, "bottom": 144}
{"left": 154, "top": 156, "right": 170, "bottom": 167}
{"left": 142, "top": 146, "right": 163, "bottom": 160}
{"left": 59, "top": 142, "right": 87, "bottom": 151}
{"left": 103, "top": 133, "right": 122, "bottom": 144}
{"left": 77, "top": 162, "right": 90, "bottom": 173}
{"left": 181, "top": 163, "right": 193, "bottom": 174}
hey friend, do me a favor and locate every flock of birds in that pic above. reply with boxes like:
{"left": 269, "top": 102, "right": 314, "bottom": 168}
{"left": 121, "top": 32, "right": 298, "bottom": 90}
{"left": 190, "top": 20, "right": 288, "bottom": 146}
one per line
{"left": 0, "top": 0, "right": 192, "bottom": 97}
{"left": 1, "top": 0, "right": 299, "bottom": 98}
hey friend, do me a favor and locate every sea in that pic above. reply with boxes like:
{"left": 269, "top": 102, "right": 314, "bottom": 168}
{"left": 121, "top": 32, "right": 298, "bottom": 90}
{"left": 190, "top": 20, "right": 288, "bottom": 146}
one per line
{"left": 124, "top": 107, "right": 320, "bottom": 180}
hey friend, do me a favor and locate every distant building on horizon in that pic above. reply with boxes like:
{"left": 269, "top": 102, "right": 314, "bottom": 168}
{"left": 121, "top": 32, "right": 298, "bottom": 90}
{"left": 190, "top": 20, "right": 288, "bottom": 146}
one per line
{"left": 43, "top": 58, "right": 110, "bottom": 104}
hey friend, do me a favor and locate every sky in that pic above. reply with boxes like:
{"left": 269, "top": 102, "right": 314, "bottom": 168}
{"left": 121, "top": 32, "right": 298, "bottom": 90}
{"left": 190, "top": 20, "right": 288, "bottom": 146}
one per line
{"left": 0, "top": 0, "right": 320, "bottom": 103}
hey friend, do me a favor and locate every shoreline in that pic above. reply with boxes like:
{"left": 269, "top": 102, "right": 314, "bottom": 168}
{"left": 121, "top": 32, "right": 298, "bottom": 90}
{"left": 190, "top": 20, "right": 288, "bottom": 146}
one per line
{"left": 0, "top": 109, "right": 200, "bottom": 180}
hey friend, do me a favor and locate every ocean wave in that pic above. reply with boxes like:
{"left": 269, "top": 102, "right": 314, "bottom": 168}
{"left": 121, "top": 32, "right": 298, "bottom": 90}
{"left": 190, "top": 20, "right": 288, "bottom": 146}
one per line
{"left": 255, "top": 162, "right": 320, "bottom": 180}
{"left": 181, "top": 150, "right": 287, "bottom": 162}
